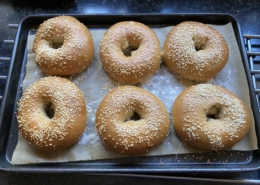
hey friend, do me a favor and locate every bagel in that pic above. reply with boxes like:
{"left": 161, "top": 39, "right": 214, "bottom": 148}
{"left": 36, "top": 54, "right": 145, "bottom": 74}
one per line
{"left": 100, "top": 21, "right": 161, "bottom": 84}
{"left": 33, "top": 16, "right": 94, "bottom": 76}
{"left": 96, "top": 85, "right": 170, "bottom": 155}
{"left": 163, "top": 21, "right": 229, "bottom": 81}
{"left": 172, "top": 84, "right": 250, "bottom": 151}
{"left": 16, "top": 76, "right": 87, "bottom": 151}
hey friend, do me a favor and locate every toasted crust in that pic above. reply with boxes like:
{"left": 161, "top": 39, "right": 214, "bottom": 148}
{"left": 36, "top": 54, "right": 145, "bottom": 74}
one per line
{"left": 33, "top": 16, "right": 94, "bottom": 76}
{"left": 17, "top": 77, "right": 87, "bottom": 151}
{"left": 163, "top": 21, "right": 229, "bottom": 81}
{"left": 100, "top": 21, "right": 161, "bottom": 84}
{"left": 172, "top": 84, "right": 250, "bottom": 151}
{"left": 96, "top": 86, "right": 170, "bottom": 155}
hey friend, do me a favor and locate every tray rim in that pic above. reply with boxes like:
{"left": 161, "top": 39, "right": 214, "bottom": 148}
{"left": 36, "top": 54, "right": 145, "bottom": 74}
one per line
{"left": 0, "top": 13, "right": 260, "bottom": 174}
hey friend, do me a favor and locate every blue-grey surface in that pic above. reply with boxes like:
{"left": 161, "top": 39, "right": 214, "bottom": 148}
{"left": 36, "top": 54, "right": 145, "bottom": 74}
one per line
{"left": 0, "top": 0, "right": 260, "bottom": 184}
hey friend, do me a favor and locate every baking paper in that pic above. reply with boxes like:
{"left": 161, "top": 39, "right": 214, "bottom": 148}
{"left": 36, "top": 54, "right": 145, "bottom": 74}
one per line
{"left": 11, "top": 22, "right": 258, "bottom": 164}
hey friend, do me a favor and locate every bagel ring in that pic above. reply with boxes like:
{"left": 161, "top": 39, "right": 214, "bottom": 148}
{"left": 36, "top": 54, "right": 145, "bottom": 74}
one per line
{"left": 17, "top": 76, "right": 87, "bottom": 151}
{"left": 33, "top": 16, "right": 94, "bottom": 76}
{"left": 96, "top": 85, "right": 170, "bottom": 155}
{"left": 100, "top": 21, "right": 161, "bottom": 84}
{"left": 172, "top": 84, "right": 250, "bottom": 151}
{"left": 163, "top": 21, "right": 229, "bottom": 81}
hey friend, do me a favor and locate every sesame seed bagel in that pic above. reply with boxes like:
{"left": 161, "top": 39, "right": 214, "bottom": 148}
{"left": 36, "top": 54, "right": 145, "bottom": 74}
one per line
{"left": 163, "top": 21, "right": 229, "bottom": 81}
{"left": 96, "top": 86, "right": 170, "bottom": 155}
{"left": 32, "top": 16, "right": 94, "bottom": 76}
{"left": 172, "top": 84, "right": 250, "bottom": 151}
{"left": 100, "top": 21, "right": 161, "bottom": 84}
{"left": 17, "top": 76, "right": 87, "bottom": 151}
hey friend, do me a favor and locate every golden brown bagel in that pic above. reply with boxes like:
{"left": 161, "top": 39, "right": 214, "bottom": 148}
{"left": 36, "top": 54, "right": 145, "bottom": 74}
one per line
{"left": 33, "top": 16, "right": 94, "bottom": 76}
{"left": 172, "top": 84, "right": 250, "bottom": 151}
{"left": 163, "top": 21, "right": 229, "bottom": 81}
{"left": 100, "top": 21, "right": 161, "bottom": 84}
{"left": 96, "top": 85, "right": 170, "bottom": 155}
{"left": 17, "top": 76, "right": 87, "bottom": 151}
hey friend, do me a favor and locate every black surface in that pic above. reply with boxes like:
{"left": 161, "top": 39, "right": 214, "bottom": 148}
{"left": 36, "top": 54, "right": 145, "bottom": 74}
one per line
{"left": 0, "top": 0, "right": 260, "bottom": 184}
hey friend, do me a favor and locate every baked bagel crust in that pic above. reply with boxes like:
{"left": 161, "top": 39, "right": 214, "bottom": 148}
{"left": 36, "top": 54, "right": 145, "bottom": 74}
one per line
{"left": 172, "top": 84, "right": 250, "bottom": 151}
{"left": 17, "top": 76, "right": 87, "bottom": 151}
{"left": 33, "top": 16, "right": 94, "bottom": 76}
{"left": 96, "top": 86, "right": 170, "bottom": 155}
{"left": 100, "top": 21, "right": 161, "bottom": 84}
{"left": 163, "top": 21, "right": 229, "bottom": 81}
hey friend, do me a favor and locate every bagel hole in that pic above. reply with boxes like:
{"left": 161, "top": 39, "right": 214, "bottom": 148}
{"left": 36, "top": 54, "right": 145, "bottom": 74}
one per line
{"left": 123, "top": 45, "right": 138, "bottom": 57}
{"left": 125, "top": 111, "right": 141, "bottom": 122}
{"left": 43, "top": 102, "right": 55, "bottom": 119}
{"left": 50, "top": 36, "right": 64, "bottom": 49}
{"left": 193, "top": 38, "right": 208, "bottom": 51}
{"left": 206, "top": 104, "right": 222, "bottom": 121}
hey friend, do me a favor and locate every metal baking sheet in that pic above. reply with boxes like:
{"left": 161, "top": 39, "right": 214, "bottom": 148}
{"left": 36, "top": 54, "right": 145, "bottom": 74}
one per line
{"left": 0, "top": 14, "right": 260, "bottom": 173}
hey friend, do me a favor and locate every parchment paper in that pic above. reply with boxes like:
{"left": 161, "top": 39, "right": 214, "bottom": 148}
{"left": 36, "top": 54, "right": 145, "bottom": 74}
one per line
{"left": 11, "top": 22, "right": 258, "bottom": 164}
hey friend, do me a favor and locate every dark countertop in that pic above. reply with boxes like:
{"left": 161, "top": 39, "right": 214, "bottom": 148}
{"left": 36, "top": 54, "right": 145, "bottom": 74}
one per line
{"left": 0, "top": 0, "right": 260, "bottom": 184}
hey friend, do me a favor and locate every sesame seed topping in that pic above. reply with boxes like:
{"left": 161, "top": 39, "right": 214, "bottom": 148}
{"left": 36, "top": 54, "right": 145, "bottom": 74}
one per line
{"left": 173, "top": 84, "right": 250, "bottom": 151}
{"left": 163, "top": 21, "right": 229, "bottom": 81}
{"left": 17, "top": 76, "right": 87, "bottom": 151}
{"left": 100, "top": 21, "right": 161, "bottom": 84}
{"left": 32, "top": 16, "right": 94, "bottom": 76}
{"left": 96, "top": 85, "right": 170, "bottom": 155}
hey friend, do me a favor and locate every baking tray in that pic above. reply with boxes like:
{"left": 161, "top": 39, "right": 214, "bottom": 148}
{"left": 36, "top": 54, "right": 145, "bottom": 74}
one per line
{"left": 0, "top": 14, "right": 260, "bottom": 173}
